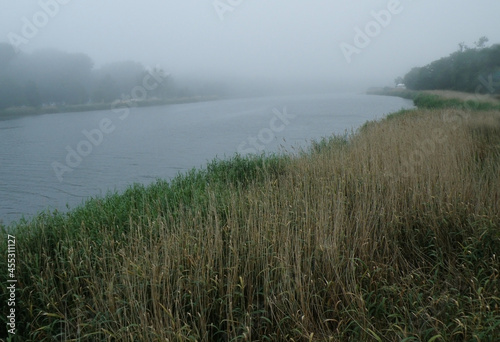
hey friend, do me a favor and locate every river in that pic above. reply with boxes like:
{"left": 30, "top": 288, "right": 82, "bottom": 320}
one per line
{"left": 0, "top": 92, "right": 414, "bottom": 225}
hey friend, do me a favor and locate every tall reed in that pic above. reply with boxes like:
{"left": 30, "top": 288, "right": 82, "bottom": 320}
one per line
{"left": 1, "top": 108, "right": 499, "bottom": 341}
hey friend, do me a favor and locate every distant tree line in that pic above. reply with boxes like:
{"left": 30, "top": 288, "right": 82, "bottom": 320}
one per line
{"left": 402, "top": 37, "right": 500, "bottom": 94}
{"left": 0, "top": 43, "right": 176, "bottom": 110}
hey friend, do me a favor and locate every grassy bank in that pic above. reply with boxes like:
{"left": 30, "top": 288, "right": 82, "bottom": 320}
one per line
{"left": 368, "top": 87, "right": 500, "bottom": 111}
{"left": 413, "top": 93, "right": 500, "bottom": 111}
{"left": 1, "top": 107, "right": 500, "bottom": 341}
{"left": 0, "top": 96, "right": 218, "bottom": 120}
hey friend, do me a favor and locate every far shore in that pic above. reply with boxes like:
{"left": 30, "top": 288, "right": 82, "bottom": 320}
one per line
{"left": 0, "top": 95, "right": 219, "bottom": 121}
{"left": 367, "top": 86, "right": 500, "bottom": 104}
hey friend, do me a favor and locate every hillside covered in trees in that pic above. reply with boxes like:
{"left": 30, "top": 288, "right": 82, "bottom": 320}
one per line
{"left": 402, "top": 37, "right": 500, "bottom": 94}
{"left": 0, "top": 43, "right": 176, "bottom": 111}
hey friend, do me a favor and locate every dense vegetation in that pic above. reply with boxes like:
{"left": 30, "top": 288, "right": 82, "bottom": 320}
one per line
{"left": 0, "top": 43, "right": 179, "bottom": 111}
{"left": 367, "top": 87, "right": 500, "bottom": 112}
{"left": 412, "top": 92, "right": 500, "bottom": 110}
{"left": 2, "top": 104, "right": 500, "bottom": 341}
{"left": 403, "top": 38, "right": 500, "bottom": 94}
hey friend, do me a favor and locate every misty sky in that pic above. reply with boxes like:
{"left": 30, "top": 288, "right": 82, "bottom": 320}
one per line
{"left": 2, "top": 0, "right": 500, "bottom": 92}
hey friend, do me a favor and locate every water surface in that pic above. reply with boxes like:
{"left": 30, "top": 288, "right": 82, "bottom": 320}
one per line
{"left": 0, "top": 93, "right": 413, "bottom": 225}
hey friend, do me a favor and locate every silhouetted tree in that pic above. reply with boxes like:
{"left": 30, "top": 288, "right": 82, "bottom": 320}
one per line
{"left": 474, "top": 36, "right": 489, "bottom": 49}
{"left": 404, "top": 38, "right": 500, "bottom": 94}
{"left": 0, "top": 44, "right": 182, "bottom": 114}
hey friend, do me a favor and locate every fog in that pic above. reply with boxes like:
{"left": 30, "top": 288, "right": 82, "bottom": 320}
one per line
{"left": 2, "top": 0, "right": 500, "bottom": 95}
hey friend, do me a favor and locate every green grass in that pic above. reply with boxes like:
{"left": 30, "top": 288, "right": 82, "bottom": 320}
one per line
{"left": 413, "top": 93, "right": 500, "bottom": 110}
{"left": 3, "top": 152, "right": 289, "bottom": 236}
{"left": 367, "top": 86, "right": 500, "bottom": 112}
{"left": 1, "top": 109, "right": 500, "bottom": 341}
{"left": 367, "top": 87, "right": 500, "bottom": 111}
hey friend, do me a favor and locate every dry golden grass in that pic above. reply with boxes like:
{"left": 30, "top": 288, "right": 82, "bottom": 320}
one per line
{"left": 2, "top": 108, "right": 500, "bottom": 341}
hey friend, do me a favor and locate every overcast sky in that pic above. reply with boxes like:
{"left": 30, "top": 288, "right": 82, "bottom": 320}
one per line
{"left": 1, "top": 0, "right": 500, "bottom": 92}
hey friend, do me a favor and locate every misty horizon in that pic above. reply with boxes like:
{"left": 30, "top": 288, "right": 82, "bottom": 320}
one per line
{"left": 2, "top": 0, "right": 500, "bottom": 96}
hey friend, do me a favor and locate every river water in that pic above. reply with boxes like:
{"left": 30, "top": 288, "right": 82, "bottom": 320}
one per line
{"left": 0, "top": 93, "right": 414, "bottom": 225}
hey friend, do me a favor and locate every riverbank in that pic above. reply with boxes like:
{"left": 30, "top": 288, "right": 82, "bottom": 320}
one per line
{"left": 0, "top": 96, "right": 219, "bottom": 121}
{"left": 1, "top": 105, "right": 500, "bottom": 340}
{"left": 368, "top": 87, "right": 500, "bottom": 110}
